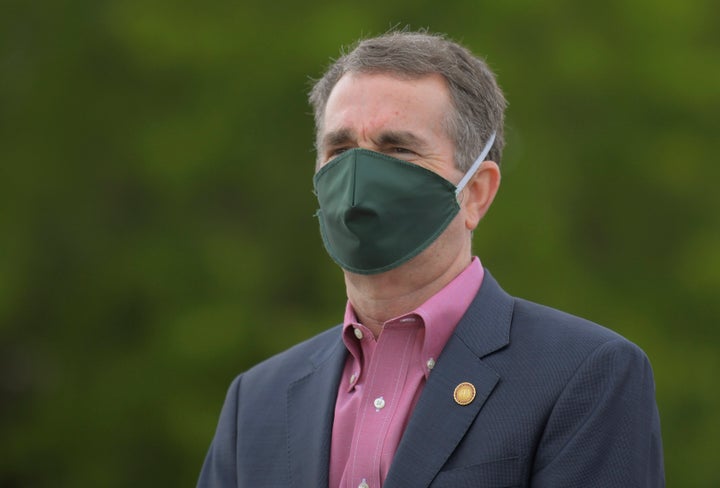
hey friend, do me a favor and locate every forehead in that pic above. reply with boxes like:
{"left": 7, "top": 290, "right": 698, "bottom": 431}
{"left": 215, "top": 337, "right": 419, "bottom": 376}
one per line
{"left": 321, "top": 72, "right": 453, "bottom": 139}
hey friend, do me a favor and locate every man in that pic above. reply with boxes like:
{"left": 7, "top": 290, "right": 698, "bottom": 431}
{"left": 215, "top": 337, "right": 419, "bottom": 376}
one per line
{"left": 197, "top": 31, "right": 664, "bottom": 487}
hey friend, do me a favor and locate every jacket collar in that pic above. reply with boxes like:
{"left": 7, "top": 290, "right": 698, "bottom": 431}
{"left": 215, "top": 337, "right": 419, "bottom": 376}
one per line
{"left": 286, "top": 327, "right": 346, "bottom": 488}
{"left": 384, "top": 270, "right": 514, "bottom": 488}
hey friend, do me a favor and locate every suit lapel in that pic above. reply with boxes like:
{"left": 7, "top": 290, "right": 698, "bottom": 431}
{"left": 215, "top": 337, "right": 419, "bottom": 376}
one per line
{"left": 384, "top": 337, "right": 501, "bottom": 488}
{"left": 384, "top": 271, "right": 514, "bottom": 488}
{"left": 286, "top": 330, "right": 347, "bottom": 488}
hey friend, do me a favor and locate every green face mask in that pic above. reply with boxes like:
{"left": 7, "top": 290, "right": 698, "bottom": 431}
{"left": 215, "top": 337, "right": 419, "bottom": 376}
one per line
{"left": 313, "top": 133, "right": 496, "bottom": 275}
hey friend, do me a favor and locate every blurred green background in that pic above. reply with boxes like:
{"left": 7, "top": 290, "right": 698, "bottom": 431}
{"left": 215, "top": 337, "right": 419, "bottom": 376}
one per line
{"left": 1, "top": 0, "right": 718, "bottom": 486}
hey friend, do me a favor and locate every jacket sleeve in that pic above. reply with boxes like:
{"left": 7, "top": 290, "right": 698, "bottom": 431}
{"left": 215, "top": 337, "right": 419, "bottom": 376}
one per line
{"left": 531, "top": 339, "right": 665, "bottom": 487}
{"left": 196, "top": 375, "right": 242, "bottom": 488}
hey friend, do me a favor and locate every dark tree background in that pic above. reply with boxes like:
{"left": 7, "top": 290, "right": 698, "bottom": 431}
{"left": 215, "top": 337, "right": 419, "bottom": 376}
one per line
{"left": 1, "top": 0, "right": 718, "bottom": 486}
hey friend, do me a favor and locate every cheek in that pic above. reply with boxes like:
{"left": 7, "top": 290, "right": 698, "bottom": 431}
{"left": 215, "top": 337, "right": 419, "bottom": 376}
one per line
{"left": 442, "top": 211, "right": 470, "bottom": 240}
{"left": 426, "top": 215, "right": 469, "bottom": 260}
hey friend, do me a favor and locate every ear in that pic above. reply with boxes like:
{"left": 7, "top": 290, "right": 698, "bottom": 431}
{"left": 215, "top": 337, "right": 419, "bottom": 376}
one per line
{"left": 460, "top": 160, "right": 501, "bottom": 231}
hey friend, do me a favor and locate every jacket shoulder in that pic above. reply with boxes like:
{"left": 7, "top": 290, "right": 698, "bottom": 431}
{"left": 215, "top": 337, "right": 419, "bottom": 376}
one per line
{"left": 239, "top": 324, "right": 343, "bottom": 386}
{"left": 509, "top": 297, "right": 642, "bottom": 356}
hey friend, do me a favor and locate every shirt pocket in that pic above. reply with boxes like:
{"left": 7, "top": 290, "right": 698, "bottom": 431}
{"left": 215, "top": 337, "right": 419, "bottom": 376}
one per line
{"left": 430, "top": 456, "right": 522, "bottom": 488}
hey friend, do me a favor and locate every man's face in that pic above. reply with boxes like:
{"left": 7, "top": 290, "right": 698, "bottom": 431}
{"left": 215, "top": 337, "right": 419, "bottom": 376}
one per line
{"left": 317, "top": 71, "right": 483, "bottom": 281}
{"left": 318, "top": 72, "right": 461, "bottom": 185}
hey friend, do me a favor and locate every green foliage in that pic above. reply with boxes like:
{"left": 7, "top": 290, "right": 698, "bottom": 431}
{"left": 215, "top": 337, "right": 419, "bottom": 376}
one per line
{"left": 1, "top": 0, "right": 718, "bottom": 485}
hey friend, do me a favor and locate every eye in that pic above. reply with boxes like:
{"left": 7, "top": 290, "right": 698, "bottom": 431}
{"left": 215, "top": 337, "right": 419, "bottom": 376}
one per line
{"left": 388, "top": 147, "right": 418, "bottom": 160}
{"left": 321, "top": 148, "right": 348, "bottom": 164}
{"left": 328, "top": 147, "right": 351, "bottom": 158}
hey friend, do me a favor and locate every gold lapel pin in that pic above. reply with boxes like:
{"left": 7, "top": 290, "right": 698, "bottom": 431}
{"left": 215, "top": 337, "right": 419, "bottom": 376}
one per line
{"left": 453, "top": 382, "right": 476, "bottom": 406}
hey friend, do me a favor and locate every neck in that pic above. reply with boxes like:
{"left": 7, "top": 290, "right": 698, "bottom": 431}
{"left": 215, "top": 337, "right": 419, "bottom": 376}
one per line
{"left": 344, "top": 250, "right": 472, "bottom": 337}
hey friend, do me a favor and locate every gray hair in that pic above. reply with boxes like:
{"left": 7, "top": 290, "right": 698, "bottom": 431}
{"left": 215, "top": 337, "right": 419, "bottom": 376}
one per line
{"left": 308, "top": 30, "right": 507, "bottom": 170}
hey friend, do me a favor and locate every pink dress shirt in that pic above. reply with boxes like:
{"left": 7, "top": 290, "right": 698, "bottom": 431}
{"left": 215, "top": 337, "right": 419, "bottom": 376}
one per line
{"left": 329, "top": 257, "right": 484, "bottom": 488}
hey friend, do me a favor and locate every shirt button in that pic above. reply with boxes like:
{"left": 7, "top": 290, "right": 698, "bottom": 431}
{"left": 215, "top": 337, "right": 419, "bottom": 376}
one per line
{"left": 373, "top": 396, "right": 385, "bottom": 410}
{"left": 427, "top": 358, "right": 436, "bottom": 370}
{"left": 354, "top": 328, "right": 364, "bottom": 340}
{"left": 359, "top": 479, "right": 369, "bottom": 488}
{"left": 350, "top": 373, "right": 357, "bottom": 384}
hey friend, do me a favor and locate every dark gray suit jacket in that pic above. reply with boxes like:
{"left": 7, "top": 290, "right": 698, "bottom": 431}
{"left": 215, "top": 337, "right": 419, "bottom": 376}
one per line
{"left": 197, "top": 271, "right": 664, "bottom": 487}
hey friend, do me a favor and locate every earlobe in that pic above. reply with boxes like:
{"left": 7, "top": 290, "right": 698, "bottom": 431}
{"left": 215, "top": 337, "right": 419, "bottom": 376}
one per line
{"left": 463, "top": 161, "right": 501, "bottom": 231}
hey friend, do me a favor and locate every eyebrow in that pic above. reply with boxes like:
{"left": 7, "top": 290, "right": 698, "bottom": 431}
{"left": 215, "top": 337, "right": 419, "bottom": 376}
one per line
{"left": 376, "top": 130, "right": 428, "bottom": 150}
{"left": 321, "top": 128, "right": 354, "bottom": 150}
{"left": 321, "top": 129, "right": 429, "bottom": 152}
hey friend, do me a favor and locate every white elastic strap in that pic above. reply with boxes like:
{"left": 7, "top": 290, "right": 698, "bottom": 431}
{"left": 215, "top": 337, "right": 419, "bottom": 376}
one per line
{"left": 455, "top": 131, "right": 496, "bottom": 195}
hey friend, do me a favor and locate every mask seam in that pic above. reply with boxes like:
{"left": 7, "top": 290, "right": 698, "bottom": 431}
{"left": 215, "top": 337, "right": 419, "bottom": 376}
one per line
{"left": 336, "top": 201, "right": 461, "bottom": 275}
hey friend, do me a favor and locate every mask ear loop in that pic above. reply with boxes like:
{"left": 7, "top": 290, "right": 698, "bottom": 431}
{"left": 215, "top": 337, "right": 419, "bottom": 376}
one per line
{"left": 455, "top": 132, "right": 496, "bottom": 196}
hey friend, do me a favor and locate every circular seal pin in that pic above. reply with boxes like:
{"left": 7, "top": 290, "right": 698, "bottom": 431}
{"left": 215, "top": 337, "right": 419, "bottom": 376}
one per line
{"left": 453, "top": 382, "right": 476, "bottom": 406}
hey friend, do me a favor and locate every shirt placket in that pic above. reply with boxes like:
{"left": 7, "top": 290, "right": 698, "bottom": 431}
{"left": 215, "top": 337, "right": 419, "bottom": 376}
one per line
{"left": 347, "top": 324, "right": 417, "bottom": 488}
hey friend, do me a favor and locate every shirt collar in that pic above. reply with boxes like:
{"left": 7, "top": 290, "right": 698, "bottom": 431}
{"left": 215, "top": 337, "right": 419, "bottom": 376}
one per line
{"left": 414, "top": 256, "right": 484, "bottom": 375}
{"left": 340, "top": 257, "right": 484, "bottom": 385}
